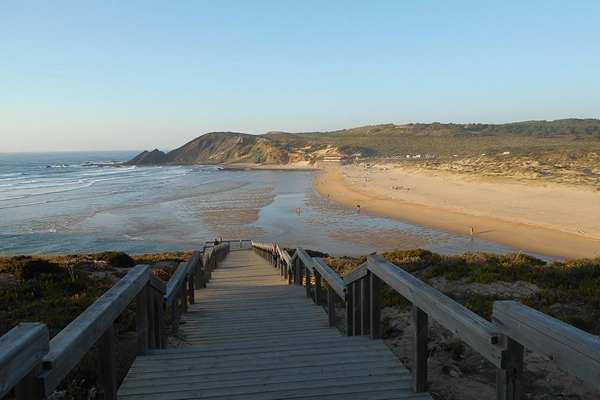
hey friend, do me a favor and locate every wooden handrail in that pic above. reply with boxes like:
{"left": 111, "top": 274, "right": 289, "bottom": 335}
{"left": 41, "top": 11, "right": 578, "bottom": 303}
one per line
{"left": 253, "top": 243, "right": 345, "bottom": 328}
{"left": 294, "top": 248, "right": 315, "bottom": 273}
{"left": 203, "top": 239, "right": 251, "bottom": 251}
{"left": 252, "top": 242, "right": 600, "bottom": 398}
{"left": 0, "top": 323, "right": 49, "bottom": 399}
{"left": 0, "top": 247, "right": 222, "bottom": 400}
{"left": 38, "top": 265, "right": 153, "bottom": 398}
{"left": 148, "top": 272, "right": 167, "bottom": 294}
{"left": 165, "top": 246, "right": 230, "bottom": 335}
{"left": 165, "top": 260, "right": 194, "bottom": 306}
{"left": 313, "top": 257, "right": 344, "bottom": 297}
{"left": 367, "top": 255, "right": 504, "bottom": 363}
{"left": 493, "top": 300, "right": 600, "bottom": 397}
{"left": 342, "top": 262, "right": 368, "bottom": 286}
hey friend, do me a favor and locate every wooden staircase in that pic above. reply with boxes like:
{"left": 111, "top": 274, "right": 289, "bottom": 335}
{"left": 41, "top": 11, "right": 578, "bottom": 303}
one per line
{"left": 118, "top": 249, "right": 432, "bottom": 399}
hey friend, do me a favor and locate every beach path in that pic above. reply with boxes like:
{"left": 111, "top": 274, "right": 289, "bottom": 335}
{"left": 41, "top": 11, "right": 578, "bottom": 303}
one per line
{"left": 118, "top": 249, "right": 432, "bottom": 399}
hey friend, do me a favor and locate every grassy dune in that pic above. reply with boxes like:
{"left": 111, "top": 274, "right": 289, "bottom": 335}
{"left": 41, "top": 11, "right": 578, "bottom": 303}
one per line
{"left": 1, "top": 249, "right": 598, "bottom": 399}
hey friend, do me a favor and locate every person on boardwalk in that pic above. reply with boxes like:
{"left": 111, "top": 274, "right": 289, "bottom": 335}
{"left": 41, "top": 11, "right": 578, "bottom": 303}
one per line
{"left": 272, "top": 244, "right": 278, "bottom": 265}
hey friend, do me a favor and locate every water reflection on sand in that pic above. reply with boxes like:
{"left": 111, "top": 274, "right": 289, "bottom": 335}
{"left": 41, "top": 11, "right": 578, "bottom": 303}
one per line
{"left": 1, "top": 165, "right": 546, "bottom": 259}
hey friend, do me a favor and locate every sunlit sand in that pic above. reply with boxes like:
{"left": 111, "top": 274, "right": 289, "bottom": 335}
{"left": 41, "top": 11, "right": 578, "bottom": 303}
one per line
{"left": 314, "top": 163, "right": 600, "bottom": 259}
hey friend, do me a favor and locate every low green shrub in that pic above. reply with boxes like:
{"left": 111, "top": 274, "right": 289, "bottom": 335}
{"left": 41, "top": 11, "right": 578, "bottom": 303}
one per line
{"left": 0, "top": 255, "right": 65, "bottom": 280}
{"left": 305, "top": 249, "right": 330, "bottom": 258}
{"left": 92, "top": 251, "right": 135, "bottom": 268}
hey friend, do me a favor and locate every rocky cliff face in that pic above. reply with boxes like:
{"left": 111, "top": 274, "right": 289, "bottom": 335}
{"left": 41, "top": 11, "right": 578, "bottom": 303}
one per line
{"left": 127, "top": 132, "right": 291, "bottom": 165}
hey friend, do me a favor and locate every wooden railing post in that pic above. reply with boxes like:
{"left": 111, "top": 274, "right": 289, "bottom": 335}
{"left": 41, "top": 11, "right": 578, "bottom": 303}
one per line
{"left": 314, "top": 270, "right": 322, "bottom": 305}
{"left": 198, "top": 258, "right": 205, "bottom": 288}
{"left": 147, "top": 288, "right": 156, "bottom": 350}
{"left": 181, "top": 277, "right": 188, "bottom": 314}
{"left": 206, "top": 255, "right": 212, "bottom": 281}
{"left": 189, "top": 270, "right": 195, "bottom": 304}
{"left": 2, "top": 323, "right": 49, "bottom": 400}
{"left": 345, "top": 283, "right": 354, "bottom": 336}
{"left": 204, "top": 263, "right": 209, "bottom": 285}
{"left": 97, "top": 324, "right": 117, "bottom": 400}
{"left": 296, "top": 258, "right": 303, "bottom": 286}
{"left": 353, "top": 281, "right": 361, "bottom": 335}
{"left": 171, "top": 292, "right": 180, "bottom": 335}
{"left": 155, "top": 290, "right": 166, "bottom": 348}
{"left": 328, "top": 284, "right": 337, "bottom": 328}
{"left": 14, "top": 362, "right": 42, "bottom": 400}
{"left": 370, "top": 272, "right": 381, "bottom": 340}
{"left": 495, "top": 333, "right": 524, "bottom": 400}
{"left": 412, "top": 306, "right": 429, "bottom": 393}
{"left": 136, "top": 284, "right": 149, "bottom": 356}
{"left": 288, "top": 258, "right": 294, "bottom": 284}
{"left": 361, "top": 276, "right": 371, "bottom": 336}
{"left": 305, "top": 264, "right": 312, "bottom": 299}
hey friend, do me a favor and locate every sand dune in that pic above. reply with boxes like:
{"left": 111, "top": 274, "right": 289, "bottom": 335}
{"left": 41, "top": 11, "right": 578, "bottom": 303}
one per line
{"left": 313, "top": 164, "right": 600, "bottom": 260}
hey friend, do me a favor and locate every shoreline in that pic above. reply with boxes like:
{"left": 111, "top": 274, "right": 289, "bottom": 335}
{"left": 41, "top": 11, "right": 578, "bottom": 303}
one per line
{"left": 220, "top": 162, "right": 320, "bottom": 171}
{"left": 313, "top": 164, "right": 600, "bottom": 260}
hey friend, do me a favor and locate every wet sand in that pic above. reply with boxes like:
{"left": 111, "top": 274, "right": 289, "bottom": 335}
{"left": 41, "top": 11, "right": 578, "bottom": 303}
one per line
{"left": 313, "top": 164, "right": 600, "bottom": 260}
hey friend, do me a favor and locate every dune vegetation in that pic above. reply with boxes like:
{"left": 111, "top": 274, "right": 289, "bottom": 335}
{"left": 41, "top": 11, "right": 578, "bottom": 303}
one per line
{"left": 1, "top": 248, "right": 599, "bottom": 399}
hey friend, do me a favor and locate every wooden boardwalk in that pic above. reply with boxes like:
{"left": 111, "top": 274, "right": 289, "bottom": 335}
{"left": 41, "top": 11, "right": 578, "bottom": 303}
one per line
{"left": 118, "top": 249, "right": 432, "bottom": 399}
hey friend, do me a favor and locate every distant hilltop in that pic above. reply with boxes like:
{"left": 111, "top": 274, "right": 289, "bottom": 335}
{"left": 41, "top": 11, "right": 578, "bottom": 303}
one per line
{"left": 127, "top": 132, "right": 288, "bottom": 166}
{"left": 126, "top": 119, "right": 600, "bottom": 166}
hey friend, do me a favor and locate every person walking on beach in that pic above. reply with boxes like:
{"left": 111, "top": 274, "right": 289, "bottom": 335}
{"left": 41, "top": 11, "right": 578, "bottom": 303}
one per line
{"left": 357, "top": 204, "right": 361, "bottom": 213}
{"left": 470, "top": 227, "right": 474, "bottom": 236}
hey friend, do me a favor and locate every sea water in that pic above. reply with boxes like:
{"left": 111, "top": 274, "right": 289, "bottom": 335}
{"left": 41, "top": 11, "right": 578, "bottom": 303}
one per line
{"left": 0, "top": 151, "right": 535, "bottom": 258}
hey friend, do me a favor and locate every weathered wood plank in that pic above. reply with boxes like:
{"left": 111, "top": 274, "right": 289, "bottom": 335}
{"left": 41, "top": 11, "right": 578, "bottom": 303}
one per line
{"left": 119, "top": 250, "right": 432, "bottom": 399}
{"left": 412, "top": 306, "right": 429, "bottom": 393}
{"left": 136, "top": 336, "right": 400, "bottom": 359}
{"left": 97, "top": 324, "right": 117, "bottom": 400}
{"left": 294, "top": 248, "right": 315, "bottom": 273}
{"left": 493, "top": 300, "right": 600, "bottom": 389}
{"left": 370, "top": 272, "right": 382, "bottom": 339}
{"left": 0, "top": 322, "right": 48, "bottom": 399}
{"left": 122, "top": 363, "right": 410, "bottom": 387}
{"left": 119, "top": 380, "right": 418, "bottom": 400}
{"left": 314, "top": 257, "right": 344, "bottom": 296}
{"left": 367, "top": 255, "right": 506, "bottom": 368}
{"left": 148, "top": 272, "right": 166, "bottom": 294}
{"left": 40, "top": 265, "right": 150, "bottom": 397}
{"left": 135, "top": 285, "right": 149, "bottom": 356}
{"left": 119, "top": 371, "right": 412, "bottom": 395}
{"left": 495, "top": 332, "right": 524, "bottom": 400}
{"left": 342, "top": 261, "right": 368, "bottom": 284}
{"left": 165, "top": 262, "right": 190, "bottom": 306}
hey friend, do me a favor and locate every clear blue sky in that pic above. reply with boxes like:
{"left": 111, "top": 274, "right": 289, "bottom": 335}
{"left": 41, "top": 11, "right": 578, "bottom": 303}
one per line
{"left": 1, "top": 1, "right": 599, "bottom": 152}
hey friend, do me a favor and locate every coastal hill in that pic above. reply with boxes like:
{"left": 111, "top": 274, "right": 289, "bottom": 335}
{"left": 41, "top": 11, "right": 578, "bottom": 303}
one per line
{"left": 126, "top": 119, "right": 600, "bottom": 166}
{"left": 127, "top": 132, "right": 289, "bottom": 165}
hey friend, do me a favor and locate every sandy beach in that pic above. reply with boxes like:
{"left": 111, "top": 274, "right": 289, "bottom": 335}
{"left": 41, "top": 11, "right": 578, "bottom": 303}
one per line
{"left": 313, "top": 163, "right": 600, "bottom": 260}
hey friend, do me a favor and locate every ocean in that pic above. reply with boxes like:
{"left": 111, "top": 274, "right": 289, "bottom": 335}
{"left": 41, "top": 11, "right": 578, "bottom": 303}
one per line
{"left": 0, "top": 151, "right": 530, "bottom": 258}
